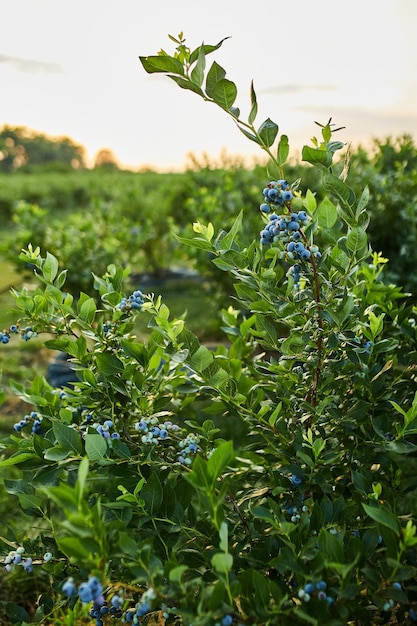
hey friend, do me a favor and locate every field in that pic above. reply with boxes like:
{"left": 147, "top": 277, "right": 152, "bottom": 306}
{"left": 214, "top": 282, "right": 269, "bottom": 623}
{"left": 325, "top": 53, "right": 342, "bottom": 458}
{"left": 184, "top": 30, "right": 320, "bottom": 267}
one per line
{"left": 1, "top": 133, "right": 417, "bottom": 626}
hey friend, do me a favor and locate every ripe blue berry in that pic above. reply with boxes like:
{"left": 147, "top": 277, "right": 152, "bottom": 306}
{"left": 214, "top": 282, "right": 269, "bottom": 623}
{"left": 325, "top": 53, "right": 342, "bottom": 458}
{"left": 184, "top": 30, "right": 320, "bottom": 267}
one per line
{"left": 62, "top": 578, "right": 77, "bottom": 598}
{"left": 78, "top": 582, "right": 94, "bottom": 603}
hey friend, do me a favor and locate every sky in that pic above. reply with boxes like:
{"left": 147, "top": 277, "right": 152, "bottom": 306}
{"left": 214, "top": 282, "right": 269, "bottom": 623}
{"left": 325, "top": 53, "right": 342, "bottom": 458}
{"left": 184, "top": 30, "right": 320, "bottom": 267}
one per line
{"left": 1, "top": 0, "right": 417, "bottom": 170}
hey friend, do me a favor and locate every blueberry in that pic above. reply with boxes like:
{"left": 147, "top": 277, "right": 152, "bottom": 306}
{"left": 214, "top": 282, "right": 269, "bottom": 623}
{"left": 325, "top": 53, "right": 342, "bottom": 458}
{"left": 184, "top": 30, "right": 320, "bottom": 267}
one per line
{"left": 267, "top": 188, "right": 280, "bottom": 201}
{"left": 260, "top": 203, "right": 271, "bottom": 213}
{"left": 300, "top": 249, "right": 311, "bottom": 260}
{"left": 137, "top": 602, "right": 150, "bottom": 617}
{"left": 287, "top": 220, "right": 299, "bottom": 231}
{"left": 78, "top": 582, "right": 94, "bottom": 603}
{"left": 62, "top": 579, "right": 77, "bottom": 598}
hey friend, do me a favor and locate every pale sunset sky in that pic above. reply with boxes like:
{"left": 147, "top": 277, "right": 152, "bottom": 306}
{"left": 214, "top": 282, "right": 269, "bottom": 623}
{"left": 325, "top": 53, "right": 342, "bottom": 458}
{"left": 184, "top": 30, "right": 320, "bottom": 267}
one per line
{"left": 1, "top": 0, "right": 416, "bottom": 170}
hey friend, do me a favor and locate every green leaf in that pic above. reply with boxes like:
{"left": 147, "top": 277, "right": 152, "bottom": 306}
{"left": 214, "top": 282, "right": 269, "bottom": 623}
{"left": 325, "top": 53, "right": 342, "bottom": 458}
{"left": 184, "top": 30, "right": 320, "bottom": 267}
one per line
{"left": 119, "top": 531, "right": 138, "bottom": 555}
{"left": 212, "top": 78, "right": 237, "bottom": 110}
{"left": 190, "top": 44, "right": 206, "bottom": 87}
{"left": 205, "top": 60, "right": 226, "bottom": 98}
{"left": 318, "top": 528, "right": 344, "bottom": 563}
{"left": 207, "top": 440, "right": 234, "bottom": 484}
{"left": 277, "top": 134, "right": 289, "bottom": 165}
{"left": 0, "top": 453, "right": 38, "bottom": 468}
{"left": 317, "top": 196, "right": 338, "bottom": 228}
{"left": 302, "top": 145, "right": 333, "bottom": 168}
{"left": 248, "top": 80, "right": 258, "bottom": 125}
{"left": 255, "top": 315, "right": 277, "bottom": 347}
{"left": 281, "top": 333, "right": 305, "bottom": 355}
{"left": 257, "top": 118, "right": 278, "bottom": 148}
{"left": 77, "top": 297, "right": 96, "bottom": 324}
{"left": 174, "top": 234, "right": 214, "bottom": 251}
{"left": 216, "top": 210, "right": 243, "bottom": 250}
{"left": 139, "top": 55, "right": 184, "bottom": 75}
{"left": 18, "top": 493, "right": 43, "bottom": 514}
{"left": 96, "top": 353, "right": 124, "bottom": 376}
{"left": 323, "top": 172, "right": 356, "bottom": 208}
{"left": 42, "top": 252, "right": 59, "bottom": 282}
{"left": 57, "top": 536, "right": 99, "bottom": 561}
{"left": 141, "top": 472, "right": 163, "bottom": 514}
{"left": 346, "top": 226, "right": 368, "bottom": 254}
{"left": 211, "top": 552, "right": 233, "bottom": 573}
{"left": 189, "top": 345, "right": 213, "bottom": 372}
{"left": 304, "top": 189, "right": 317, "bottom": 213}
{"left": 53, "top": 421, "right": 82, "bottom": 455}
{"left": 236, "top": 124, "right": 260, "bottom": 144}
{"left": 85, "top": 434, "right": 108, "bottom": 461}
{"left": 120, "top": 339, "right": 148, "bottom": 365}
{"left": 362, "top": 503, "right": 400, "bottom": 533}
{"left": 189, "top": 37, "right": 230, "bottom": 64}
{"left": 44, "top": 446, "right": 71, "bottom": 461}
{"left": 168, "top": 74, "right": 204, "bottom": 96}
{"left": 211, "top": 250, "right": 246, "bottom": 271}
{"left": 169, "top": 565, "right": 189, "bottom": 582}
{"left": 219, "top": 521, "right": 229, "bottom": 552}
{"left": 355, "top": 185, "right": 370, "bottom": 218}
{"left": 77, "top": 457, "right": 89, "bottom": 500}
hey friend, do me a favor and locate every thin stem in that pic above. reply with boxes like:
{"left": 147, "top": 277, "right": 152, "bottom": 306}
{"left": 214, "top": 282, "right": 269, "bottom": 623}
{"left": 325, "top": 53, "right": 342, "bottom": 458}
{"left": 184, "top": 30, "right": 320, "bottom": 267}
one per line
{"left": 301, "top": 233, "right": 324, "bottom": 410}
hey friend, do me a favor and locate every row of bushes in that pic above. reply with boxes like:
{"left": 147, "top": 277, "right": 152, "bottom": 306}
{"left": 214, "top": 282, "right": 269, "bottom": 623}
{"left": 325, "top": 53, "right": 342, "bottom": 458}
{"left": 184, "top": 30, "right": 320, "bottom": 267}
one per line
{"left": 1, "top": 135, "right": 417, "bottom": 297}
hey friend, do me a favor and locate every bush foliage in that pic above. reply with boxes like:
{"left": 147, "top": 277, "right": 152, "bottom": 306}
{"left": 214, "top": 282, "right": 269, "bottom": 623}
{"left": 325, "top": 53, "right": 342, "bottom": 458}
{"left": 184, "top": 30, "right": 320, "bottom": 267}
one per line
{"left": 1, "top": 33, "right": 417, "bottom": 626}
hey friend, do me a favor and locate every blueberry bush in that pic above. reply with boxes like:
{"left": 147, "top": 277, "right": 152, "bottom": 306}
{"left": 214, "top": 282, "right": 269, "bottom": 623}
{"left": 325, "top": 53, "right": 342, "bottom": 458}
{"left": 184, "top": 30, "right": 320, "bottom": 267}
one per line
{"left": 1, "top": 33, "right": 417, "bottom": 626}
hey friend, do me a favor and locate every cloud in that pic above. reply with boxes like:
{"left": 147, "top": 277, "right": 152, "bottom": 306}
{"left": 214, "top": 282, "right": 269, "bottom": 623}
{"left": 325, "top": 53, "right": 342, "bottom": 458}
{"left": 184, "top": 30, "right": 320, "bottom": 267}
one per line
{"left": 259, "top": 84, "right": 337, "bottom": 96}
{"left": 0, "top": 54, "right": 63, "bottom": 74}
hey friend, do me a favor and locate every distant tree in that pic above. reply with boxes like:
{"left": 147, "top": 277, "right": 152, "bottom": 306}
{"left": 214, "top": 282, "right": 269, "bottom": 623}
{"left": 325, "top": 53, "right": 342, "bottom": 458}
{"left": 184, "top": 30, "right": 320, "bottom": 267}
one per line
{"left": 0, "top": 125, "right": 87, "bottom": 172}
{"left": 93, "top": 148, "right": 120, "bottom": 170}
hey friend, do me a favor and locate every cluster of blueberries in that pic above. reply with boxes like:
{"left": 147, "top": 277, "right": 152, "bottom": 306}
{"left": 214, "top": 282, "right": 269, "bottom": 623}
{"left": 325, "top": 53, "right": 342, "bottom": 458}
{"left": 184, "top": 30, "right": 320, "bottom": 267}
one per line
{"left": 13, "top": 410, "right": 44, "bottom": 435}
{"left": 91, "top": 418, "right": 121, "bottom": 440}
{"left": 0, "top": 324, "right": 37, "bottom": 345}
{"left": 283, "top": 504, "right": 309, "bottom": 524}
{"left": 134, "top": 416, "right": 178, "bottom": 443}
{"left": 258, "top": 181, "right": 321, "bottom": 290}
{"left": 297, "top": 580, "right": 334, "bottom": 606}
{"left": 260, "top": 179, "right": 294, "bottom": 209}
{"left": 134, "top": 416, "right": 201, "bottom": 466}
{"left": 3, "top": 547, "right": 52, "bottom": 574}
{"left": 259, "top": 209, "right": 310, "bottom": 249}
{"left": 116, "top": 290, "right": 144, "bottom": 313}
{"left": 62, "top": 577, "right": 155, "bottom": 626}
